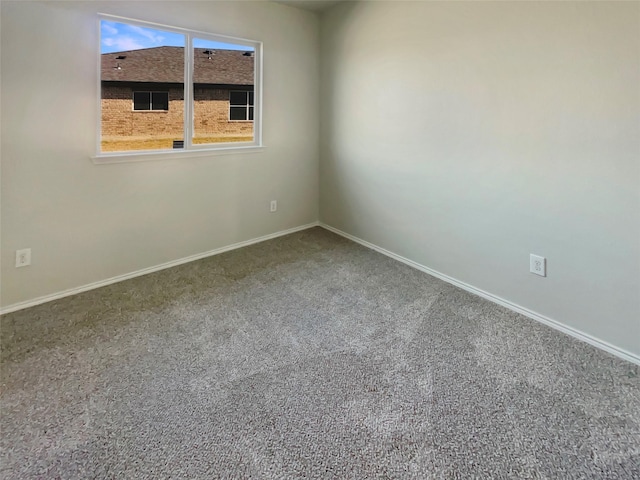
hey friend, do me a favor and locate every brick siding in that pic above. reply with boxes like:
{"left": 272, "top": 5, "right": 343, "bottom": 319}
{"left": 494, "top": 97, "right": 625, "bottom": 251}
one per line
{"left": 101, "top": 85, "right": 253, "bottom": 139}
{"left": 194, "top": 88, "right": 253, "bottom": 137}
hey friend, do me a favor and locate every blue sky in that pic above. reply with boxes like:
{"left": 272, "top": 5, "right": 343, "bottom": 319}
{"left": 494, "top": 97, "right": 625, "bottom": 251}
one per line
{"left": 100, "top": 21, "right": 254, "bottom": 54}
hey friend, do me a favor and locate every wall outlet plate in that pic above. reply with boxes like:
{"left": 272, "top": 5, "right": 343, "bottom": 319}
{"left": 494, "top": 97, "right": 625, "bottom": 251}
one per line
{"left": 16, "top": 248, "right": 31, "bottom": 268}
{"left": 530, "top": 254, "right": 546, "bottom": 277}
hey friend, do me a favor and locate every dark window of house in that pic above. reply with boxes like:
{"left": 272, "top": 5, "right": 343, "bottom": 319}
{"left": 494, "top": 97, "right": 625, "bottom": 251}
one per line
{"left": 229, "top": 90, "right": 254, "bottom": 121}
{"left": 133, "top": 91, "right": 169, "bottom": 111}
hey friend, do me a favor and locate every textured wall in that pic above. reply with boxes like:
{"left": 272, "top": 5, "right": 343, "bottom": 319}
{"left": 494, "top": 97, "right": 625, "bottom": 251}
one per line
{"left": 1, "top": 0, "right": 319, "bottom": 307}
{"left": 320, "top": 1, "right": 640, "bottom": 358}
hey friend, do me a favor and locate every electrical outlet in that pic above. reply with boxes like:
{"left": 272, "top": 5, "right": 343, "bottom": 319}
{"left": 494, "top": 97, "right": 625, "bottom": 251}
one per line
{"left": 270, "top": 200, "right": 277, "bottom": 212}
{"left": 530, "top": 254, "right": 546, "bottom": 277}
{"left": 16, "top": 248, "right": 31, "bottom": 268}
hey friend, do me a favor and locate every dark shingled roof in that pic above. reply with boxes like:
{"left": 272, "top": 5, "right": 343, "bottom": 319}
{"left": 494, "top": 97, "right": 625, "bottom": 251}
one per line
{"left": 101, "top": 46, "right": 254, "bottom": 85}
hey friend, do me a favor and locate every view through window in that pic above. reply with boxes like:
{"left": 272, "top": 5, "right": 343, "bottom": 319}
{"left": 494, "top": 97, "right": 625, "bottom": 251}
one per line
{"left": 99, "top": 18, "right": 258, "bottom": 154}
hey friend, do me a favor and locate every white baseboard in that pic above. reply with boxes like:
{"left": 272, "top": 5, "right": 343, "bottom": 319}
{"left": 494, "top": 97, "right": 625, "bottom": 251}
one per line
{"left": 0, "top": 222, "right": 320, "bottom": 315}
{"left": 4, "top": 220, "right": 637, "bottom": 366}
{"left": 319, "top": 223, "right": 640, "bottom": 366}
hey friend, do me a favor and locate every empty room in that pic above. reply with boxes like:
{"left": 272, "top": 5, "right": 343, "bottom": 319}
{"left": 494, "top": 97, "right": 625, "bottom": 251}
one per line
{"left": 1, "top": 0, "right": 638, "bottom": 478}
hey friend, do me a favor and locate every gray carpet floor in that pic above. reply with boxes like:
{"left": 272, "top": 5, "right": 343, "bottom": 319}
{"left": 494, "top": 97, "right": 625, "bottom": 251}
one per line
{"left": 1, "top": 227, "right": 639, "bottom": 479}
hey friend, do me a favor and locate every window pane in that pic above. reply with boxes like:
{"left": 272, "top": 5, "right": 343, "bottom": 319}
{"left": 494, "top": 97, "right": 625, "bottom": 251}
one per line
{"left": 133, "top": 92, "right": 150, "bottom": 110}
{"left": 230, "top": 107, "right": 247, "bottom": 121}
{"left": 192, "top": 38, "right": 254, "bottom": 144}
{"left": 248, "top": 91, "right": 254, "bottom": 106}
{"left": 249, "top": 107, "right": 254, "bottom": 121}
{"left": 100, "top": 20, "right": 184, "bottom": 152}
{"left": 229, "top": 91, "right": 247, "bottom": 106}
{"left": 151, "top": 92, "right": 169, "bottom": 110}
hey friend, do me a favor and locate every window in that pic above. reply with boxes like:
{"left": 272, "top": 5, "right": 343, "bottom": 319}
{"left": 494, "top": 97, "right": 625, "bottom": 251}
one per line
{"left": 98, "top": 15, "right": 262, "bottom": 158}
{"left": 133, "top": 92, "right": 169, "bottom": 111}
{"left": 229, "top": 91, "right": 254, "bottom": 121}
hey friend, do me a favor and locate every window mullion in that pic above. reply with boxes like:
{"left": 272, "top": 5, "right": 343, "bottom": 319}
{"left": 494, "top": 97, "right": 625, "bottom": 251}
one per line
{"left": 184, "top": 34, "right": 194, "bottom": 149}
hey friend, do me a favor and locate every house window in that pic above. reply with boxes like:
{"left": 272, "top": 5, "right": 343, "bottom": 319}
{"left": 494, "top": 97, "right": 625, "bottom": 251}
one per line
{"left": 98, "top": 15, "right": 262, "bottom": 159}
{"left": 133, "top": 92, "right": 169, "bottom": 111}
{"left": 229, "top": 91, "right": 254, "bottom": 121}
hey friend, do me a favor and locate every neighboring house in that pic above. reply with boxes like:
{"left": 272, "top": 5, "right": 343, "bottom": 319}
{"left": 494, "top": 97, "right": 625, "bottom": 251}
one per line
{"left": 101, "top": 46, "right": 254, "bottom": 139}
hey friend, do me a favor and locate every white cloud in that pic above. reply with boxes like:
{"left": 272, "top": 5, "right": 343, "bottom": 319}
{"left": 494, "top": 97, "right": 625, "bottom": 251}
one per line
{"left": 101, "top": 22, "right": 118, "bottom": 36}
{"left": 102, "top": 36, "right": 145, "bottom": 52}
{"left": 127, "top": 25, "right": 165, "bottom": 45}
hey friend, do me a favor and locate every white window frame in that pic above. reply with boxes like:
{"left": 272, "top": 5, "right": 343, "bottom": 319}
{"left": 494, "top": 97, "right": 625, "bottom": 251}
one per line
{"left": 94, "top": 14, "right": 263, "bottom": 163}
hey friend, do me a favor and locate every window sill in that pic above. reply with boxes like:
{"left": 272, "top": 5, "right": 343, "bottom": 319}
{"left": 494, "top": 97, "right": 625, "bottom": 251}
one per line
{"left": 92, "top": 145, "right": 265, "bottom": 164}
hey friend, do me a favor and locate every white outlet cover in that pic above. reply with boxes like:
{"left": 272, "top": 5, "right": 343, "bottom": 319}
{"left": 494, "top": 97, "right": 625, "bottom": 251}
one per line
{"left": 530, "top": 254, "right": 546, "bottom": 277}
{"left": 16, "top": 248, "right": 31, "bottom": 268}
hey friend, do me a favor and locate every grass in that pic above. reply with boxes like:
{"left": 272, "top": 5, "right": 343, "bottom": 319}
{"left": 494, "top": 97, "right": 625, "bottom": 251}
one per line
{"left": 101, "top": 135, "right": 253, "bottom": 152}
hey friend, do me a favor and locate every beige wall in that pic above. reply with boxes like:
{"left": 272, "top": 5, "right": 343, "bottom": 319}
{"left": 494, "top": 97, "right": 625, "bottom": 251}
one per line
{"left": 1, "top": 0, "right": 319, "bottom": 306}
{"left": 320, "top": 1, "right": 640, "bottom": 357}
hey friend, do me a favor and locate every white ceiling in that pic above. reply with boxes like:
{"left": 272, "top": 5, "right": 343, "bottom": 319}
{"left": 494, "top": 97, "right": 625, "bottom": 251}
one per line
{"left": 272, "top": 0, "right": 345, "bottom": 13}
